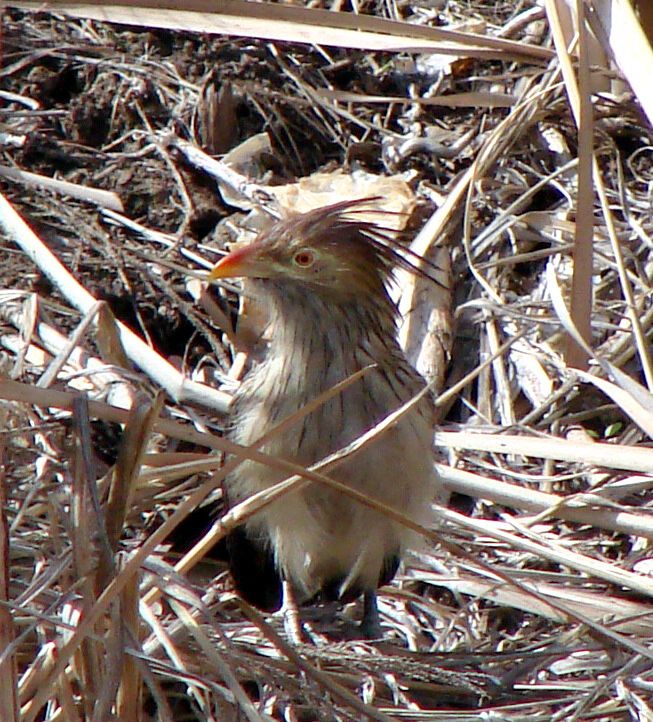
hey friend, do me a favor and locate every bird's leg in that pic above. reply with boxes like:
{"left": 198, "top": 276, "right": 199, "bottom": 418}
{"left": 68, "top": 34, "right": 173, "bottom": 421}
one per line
{"left": 360, "top": 591, "right": 383, "bottom": 639}
{"left": 281, "top": 580, "right": 305, "bottom": 645}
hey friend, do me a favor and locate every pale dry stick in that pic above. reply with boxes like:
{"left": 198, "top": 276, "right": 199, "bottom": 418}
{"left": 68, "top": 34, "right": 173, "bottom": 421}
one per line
{"left": 476, "top": 334, "right": 494, "bottom": 422}
{"left": 436, "top": 462, "right": 653, "bottom": 540}
{"left": 548, "top": 0, "right": 595, "bottom": 367}
{"left": 138, "top": 603, "right": 188, "bottom": 688}
{"left": 590, "top": 0, "right": 653, "bottom": 128}
{"left": 169, "top": 137, "right": 280, "bottom": 216}
{"left": 138, "top": 456, "right": 220, "bottom": 484}
{"left": 10, "top": 0, "right": 556, "bottom": 60}
{"left": 547, "top": 264, "right": 653, "bottom": 437}
{"left": 317, "top": 88, "right": 517, "bottom": 108}
{"left": 116, "top": 567, "right": 141, "bottom": 722}
{"left": 0, "top": 90, "right": 39, "bottom": 109}
{"left": 101, "top": 209, "right": 183, "bottom": 253}
{"left": 461, "top": 63, "right": 566, "bottom": 304}
{"left": 37, "top": 300, "right": 104, "bottom": 388}
{"left": 0, "top": 377, "right": 222, "bottom": 452}
{"left": 575, "top": 369, "right": 653, "bottom": 439}
{"left": 0, "top": 300, "right": 136, "bottom": 408}
{"left": 393, "top": 145, "right": 500, "bottom": 373}
{"left": 504, "top": 512, "right": 653, "bottom": 618}
{"left": 470, "top": 157, "right": 578, "bottom": 261}
{"left": 0, "top": 193, "right": 232, "bottom": 414}
{"left": 69, "top": 413, "right": 103, "bottom": 714}
{"left": 135, "top": 102, "right": 194, "bottom": 214}
{"left": 0, "top": 441, "right": 19, "bottom": 722}
{"left": 269, "top": 44, "right": 344, "bottom": 146}
{"left": 519, "top": 480, "right": 653, "bottom": 538}
{"left": 600, "top": 474, "right": 653, "bottom": 498}
{"left": 485, "top": 315, "right": 515, "bottom": 426}
{"left": 168, "top": 600, "right": 270, "bottom": 722}
{"left": 498, "top": 3, "right": 546, "bottom": 38}
{"left": 241, "top": 604, "right": 399, "bottom": 722}
{"left": 0, "top": 164, "right": 124, "bottom": 212}
{"left": 547, "top": 0, "right": 653, "bottom": 383}
{"left": 434, "top": 327, "right": 530, "bottom": 411}
{"left": 139, "top": 600, "right": 213, "bottom": 719}
{"left": 424, "top": 572, "right": 653, "bottom": 635}
{"left": 595, "top": 167, "right": 653, "bottom": 390}
{"left": 435, "top": 429, "right": 653, "bottom": 473}
{"left": 389, "top": 166, "right": 454, "bottom": 383}
{"left": 609, "top": 304, "right": 653, "bottom": 371}
{"left": 438, "top": 505, "right": 653, "bottom": 601}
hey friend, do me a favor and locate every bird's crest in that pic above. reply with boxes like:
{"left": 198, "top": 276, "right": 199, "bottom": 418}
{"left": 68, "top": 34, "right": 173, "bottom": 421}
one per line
{"left": 281, "top": 198, "right": 443, "bottom": 287}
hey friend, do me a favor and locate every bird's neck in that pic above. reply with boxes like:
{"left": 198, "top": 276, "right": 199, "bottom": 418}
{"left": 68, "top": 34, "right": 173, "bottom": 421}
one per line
{"left": 257, "top": 281, "right": 399, "bottom": 370}
{"left": 234, "top": 280, "right": 408, "bottom": 458}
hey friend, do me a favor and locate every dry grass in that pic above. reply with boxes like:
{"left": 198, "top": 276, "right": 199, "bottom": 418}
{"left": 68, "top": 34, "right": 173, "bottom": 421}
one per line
{"left": 1, "top": 1, "right": 653, "bottom": 720}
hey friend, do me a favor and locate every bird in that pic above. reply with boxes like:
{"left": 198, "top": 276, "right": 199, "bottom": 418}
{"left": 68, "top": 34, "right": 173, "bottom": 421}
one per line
{"left": 207, "top": 199, "right": 444, "bottom": 637}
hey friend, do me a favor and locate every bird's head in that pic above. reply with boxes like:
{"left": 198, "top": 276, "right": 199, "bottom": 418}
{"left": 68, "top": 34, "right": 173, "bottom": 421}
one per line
{"left": 208, "top": 199, "right": 421, "bottom": 304}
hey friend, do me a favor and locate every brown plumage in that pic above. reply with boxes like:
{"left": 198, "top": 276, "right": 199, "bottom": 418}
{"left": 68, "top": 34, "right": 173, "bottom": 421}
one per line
{"left": 208, "top": 200, "right": 444, "bottom": 635}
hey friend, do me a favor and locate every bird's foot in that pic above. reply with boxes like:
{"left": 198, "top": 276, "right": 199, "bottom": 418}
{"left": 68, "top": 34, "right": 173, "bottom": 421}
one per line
{"left": 282, "top": 605, "right": 305, "bottom": 645}
{"left": 360, "top": 591, "right": 383, "bottom": 640}
{"left": 281, "top": 580, "right": 313, "bottom": 645}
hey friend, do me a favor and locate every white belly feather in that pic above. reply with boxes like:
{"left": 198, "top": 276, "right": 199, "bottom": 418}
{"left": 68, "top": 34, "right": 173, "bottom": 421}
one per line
{"left": 226, "top": 350, "right": 438, "bottom": 599}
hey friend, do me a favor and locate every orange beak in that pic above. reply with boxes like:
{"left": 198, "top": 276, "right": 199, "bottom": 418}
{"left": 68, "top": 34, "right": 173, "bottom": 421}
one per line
{"left": 208, "top": 242, "right": 262, "bottom": 281}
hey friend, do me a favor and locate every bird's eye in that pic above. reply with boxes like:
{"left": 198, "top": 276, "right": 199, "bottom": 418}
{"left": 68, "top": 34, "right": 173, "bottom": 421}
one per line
{"left": 293, "top": 249, "right": 316, "bottom": 268}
